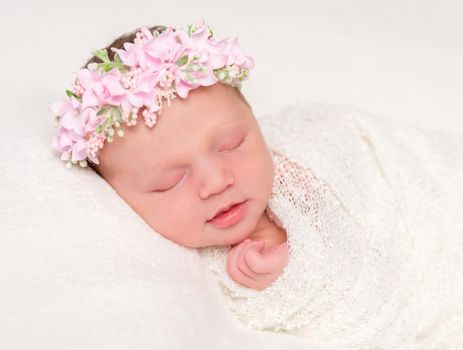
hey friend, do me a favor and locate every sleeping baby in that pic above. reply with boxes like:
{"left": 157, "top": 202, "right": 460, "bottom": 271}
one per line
{"left": 50, "top": 19, "right": 463, "bottom": 350}
{"left": 88, "top": 79, "right": 290, "bottom": 292}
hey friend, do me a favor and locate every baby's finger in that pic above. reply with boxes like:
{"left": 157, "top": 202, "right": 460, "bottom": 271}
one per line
{"left": 227, "top": 239, "right": 247, "bottom": 267}
{"left": 227, "top": 240, "right": 260, "bottom": 288}
{"left": 238, "top": 241, "right": 265, "bottom": 279}
{"left": 258, "top": 242, "right": 289, "bottom": 272}
{"left": 245, "top": 241, "right": 274, "bottom": 274}
{"left": 227, "top": 239, "right": 255, "bottom": 280}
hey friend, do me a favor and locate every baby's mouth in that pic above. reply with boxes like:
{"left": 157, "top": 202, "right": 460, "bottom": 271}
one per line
{"left": 208, "top": 201, "right": 244, "bottom": 221}
{"left": 206, "top": 200, "right": 248, "bottom": 228}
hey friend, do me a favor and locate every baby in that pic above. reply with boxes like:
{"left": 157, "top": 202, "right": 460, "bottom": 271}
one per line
{"left": 94, "top": 82, "right": 289, "bottom": 291}
{"left": 51, "top": 19, "right": 463, "bottom": 349}
{"left": 50, "top": 19, "right": 289, "bottom": 292}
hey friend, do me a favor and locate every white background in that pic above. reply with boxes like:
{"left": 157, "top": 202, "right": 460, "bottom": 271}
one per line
{"left": 1, "top": 0, "right": 462, "bottom": 146}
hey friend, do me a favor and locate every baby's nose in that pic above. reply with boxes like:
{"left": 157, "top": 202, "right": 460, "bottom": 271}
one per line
{"left": 197, "top": 160, "right": 234, "bottom": 198}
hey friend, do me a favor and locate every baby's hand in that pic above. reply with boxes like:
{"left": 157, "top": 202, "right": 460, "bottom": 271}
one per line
{"left": 226, "top": 238, "right": 289, "bottom": 291}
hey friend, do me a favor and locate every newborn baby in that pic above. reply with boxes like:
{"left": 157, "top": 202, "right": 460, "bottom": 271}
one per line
{"left": 50, "top": 20, "right": 463, "bottom": 350}
{"left": 92, "top": 82, "right": 290, "bottom": 291}
{"left": 50, "top": 20, "right": 288, "bottom": 292}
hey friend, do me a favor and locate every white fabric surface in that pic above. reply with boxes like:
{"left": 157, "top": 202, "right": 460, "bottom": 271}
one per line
{"left": 0, "top": 107, "right": 349, "bottom": 349}
{"left": 198, "top": 103, "right": 463, "bottom": 349}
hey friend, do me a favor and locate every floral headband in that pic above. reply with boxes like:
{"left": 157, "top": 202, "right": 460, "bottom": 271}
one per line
{"left": 50, "top": 19, "right": 255, "bottom": 169}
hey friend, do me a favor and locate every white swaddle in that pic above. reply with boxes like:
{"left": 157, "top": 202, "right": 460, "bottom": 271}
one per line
{"left": 197, "top": 104, "right": 463, "bottom": 349}
{"left": 0, "top": 107, "right": 343, "bottom": 350}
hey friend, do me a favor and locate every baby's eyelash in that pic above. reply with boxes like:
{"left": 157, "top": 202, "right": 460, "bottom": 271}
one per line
{"left": 237, "top": 136, "right": 247, "bottom": 147}
{"left": 228, "top": 135, "right": 247, "bottom": 151}
{"left": 153, "top": 136, "right": 248, "bottom": 193}
{"left": 154, "top": 186, "right": 172, "bottom": 193}
{"left": 153, "top": 173, "right": 186, "bottom": 193}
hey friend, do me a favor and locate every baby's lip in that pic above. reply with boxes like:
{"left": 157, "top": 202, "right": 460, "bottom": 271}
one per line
{"left": 208, "top": 200, "right": 246, "bottom": 221}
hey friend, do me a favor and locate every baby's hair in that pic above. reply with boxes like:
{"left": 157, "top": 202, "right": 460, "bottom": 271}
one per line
{"left": 82, "top": 24, "right": 252, "bottom": 176}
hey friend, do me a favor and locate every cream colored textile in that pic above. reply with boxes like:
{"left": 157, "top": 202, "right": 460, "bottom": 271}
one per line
{"left": 197, "top": 104, "right": 463, "bottom": 349}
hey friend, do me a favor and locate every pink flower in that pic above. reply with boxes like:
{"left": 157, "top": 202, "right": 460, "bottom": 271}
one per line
{"left": 49, "top": 96, "right": 84, "bottom": 134}
{"left": 175, "top": 20, "right": 211, "bottom": 52}
{"left": 111, "top": 27, "right": 182, "bottom": 71}
{"left": 81, "top": 107, "right": 104, "bottom": 134}
{"left": 76, "top": 67, "right": 127, "bottom": 108}
{"left": 50, "top": 19, "right": 255, "bottom": 168}
{"left": 164, "top": 64, "right": 194, "bottom": 99}
{"left": 176, "top": 20, "right": 229, "bottom": 69}
{"left": 49, "top": 95, "right": 81, "bottom": 118}
{"left": 221, "top": 36, "right": 255, "bottom": 69}
{"left": 126, "top": 69, "right": 161, "bottom": 109}
{"left": 143, "top": 27, "right": 186, "bottom": 65}
{"left": 51, "top": 127, "right": 87, "bottom": 162}
{"left": 50, "top": 96, "right": 106, "bottom": 163}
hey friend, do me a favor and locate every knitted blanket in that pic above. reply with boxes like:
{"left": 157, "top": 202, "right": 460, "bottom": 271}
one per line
{"left": 197, "top": 104, "right": 463, "bottom": 349}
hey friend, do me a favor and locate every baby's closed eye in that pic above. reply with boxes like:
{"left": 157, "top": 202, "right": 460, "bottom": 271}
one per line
{"left": 220, "top": 134, "right": 247, "bottom": 152}
{"left": 151, "top": 134, "right": 248, "bottom": 193}
{"left": 152, "top": 173, "right": 187, "bottom": 193}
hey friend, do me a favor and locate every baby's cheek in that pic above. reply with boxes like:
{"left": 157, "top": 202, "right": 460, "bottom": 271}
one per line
{"left": 159, "top": 198, "right": 195, "bottom": 229}
{"left": 128, "top": 194, "right": 165, "bottom": 229}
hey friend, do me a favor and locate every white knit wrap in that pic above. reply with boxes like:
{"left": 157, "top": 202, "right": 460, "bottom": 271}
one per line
{"left": 197, "top": 104, "right": 463, "bottom": 350}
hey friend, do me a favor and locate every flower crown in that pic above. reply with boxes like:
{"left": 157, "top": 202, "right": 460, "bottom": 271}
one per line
{"left": 50, "top": 19, "right": 255, "bottom": 169}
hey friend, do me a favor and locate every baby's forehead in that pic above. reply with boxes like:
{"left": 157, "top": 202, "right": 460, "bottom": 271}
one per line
{"left": 102, "top": 93, "right": 254, "bottom": 176}
{"left": 137, "top": 118, "right": 247, "bottom": 163}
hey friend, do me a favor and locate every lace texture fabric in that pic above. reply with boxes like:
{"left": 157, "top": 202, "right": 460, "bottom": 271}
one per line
{"left": 196, "top": 104, "right": 463, "bottom": 349}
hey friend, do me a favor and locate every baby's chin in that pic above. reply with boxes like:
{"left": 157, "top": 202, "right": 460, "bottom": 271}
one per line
{"left": 195, "top": 226, "right": 250, "bottom": 249}
{"left": 207, "top": 211, "right": 266, "bottom": 248}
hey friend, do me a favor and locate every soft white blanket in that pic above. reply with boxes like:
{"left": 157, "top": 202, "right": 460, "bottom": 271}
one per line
{"left": 0, "top": 106, "right": 354, "bottom": 349}
{"left": 198, "top": 103, "right": 463, "bottom": 349}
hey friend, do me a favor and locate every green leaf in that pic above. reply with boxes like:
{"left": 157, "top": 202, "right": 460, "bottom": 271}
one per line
{"left": 97, "top": 61, "right": 126, "bottom": 72}
{"left": 111, "top": 107, "right": 122, "bottom": 121}
{"left": 109, "top": 108, "right": 115, "bottom": 122}
{"left": 175, "top": 55, "right": 189, "bottom": 67}
{"left": 95, "top": 117, "right": 109, "bottom": 134}
{"left": 187, "top": 23, "right": 194, "bottom": 36}
{"left": 92, "top": 49, "right": 110, "bottom": 63}
{"left": 103, "top": 63, "right": 113, "bottom": 72}
{"left": 114, "top": 53, "right": 122, "bottom": 64}
{"left": 97, "top": 107, "right": 109, "bottom": 116}
{"left": 66, "top": 89, "right": 78, "bottom": 98}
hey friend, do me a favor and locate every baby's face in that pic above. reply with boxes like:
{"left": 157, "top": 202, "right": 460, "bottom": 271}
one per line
{"left": 97, "top": 83, "right": 275, "bottom": 248}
